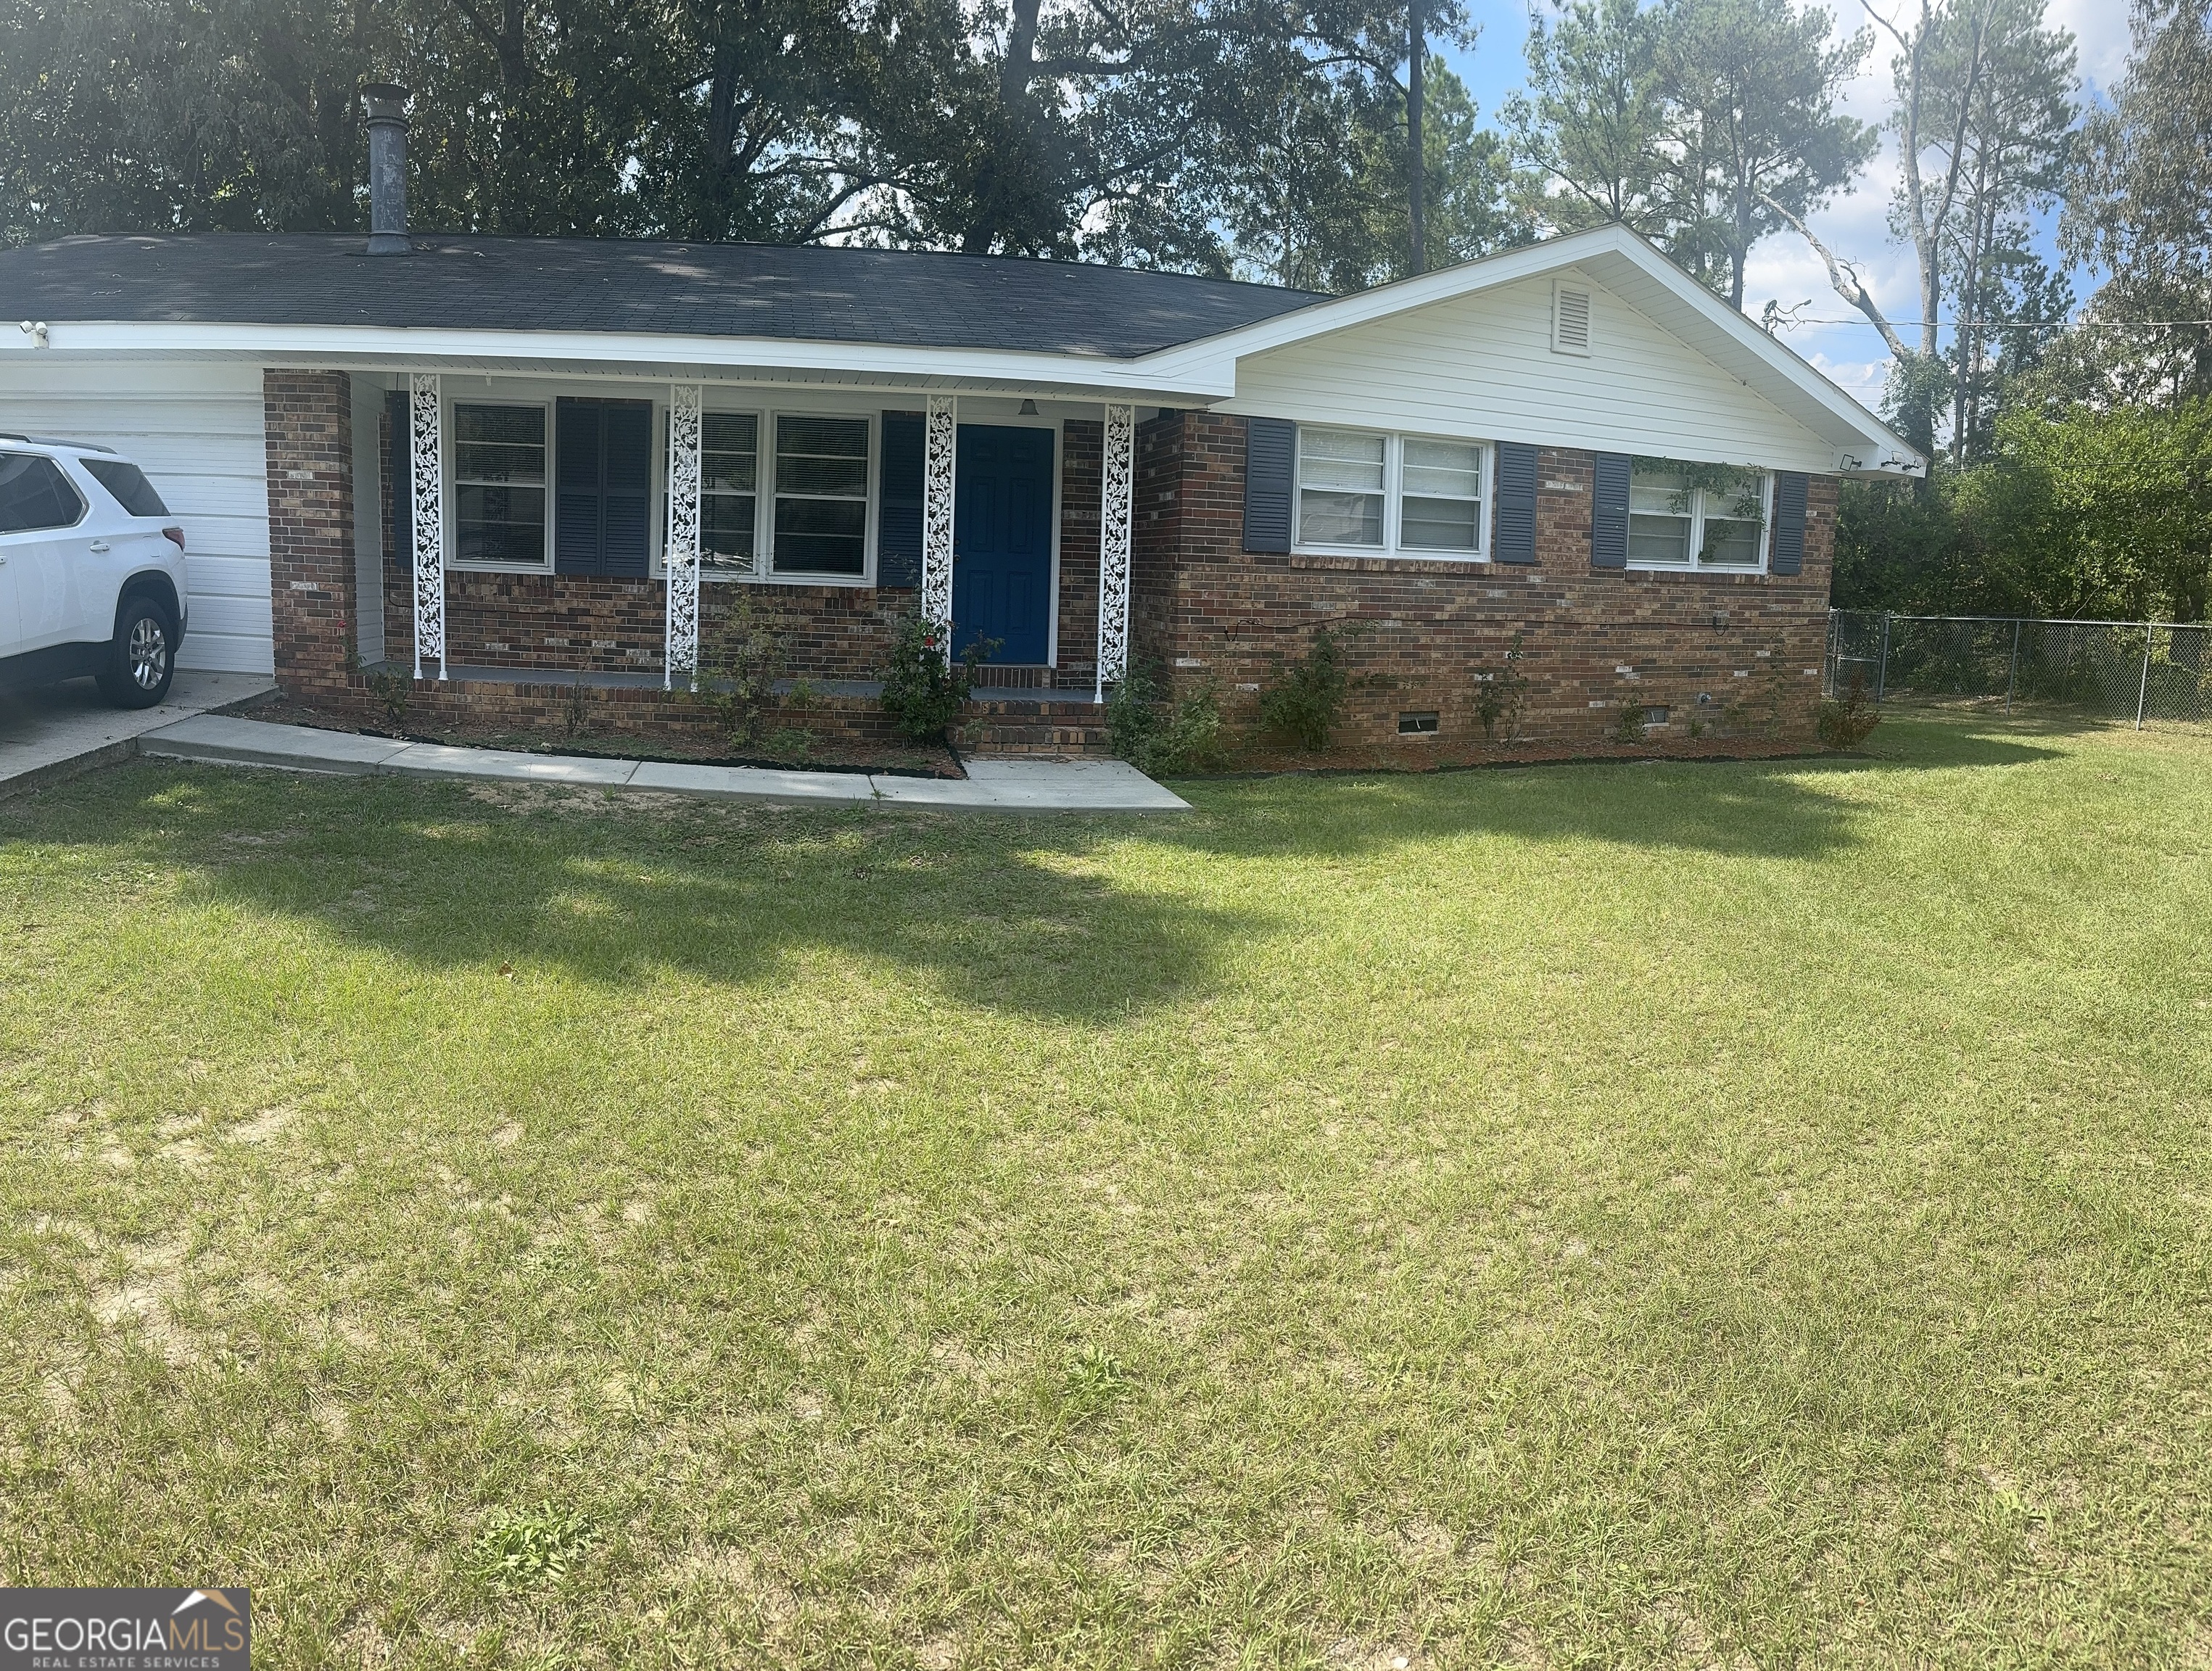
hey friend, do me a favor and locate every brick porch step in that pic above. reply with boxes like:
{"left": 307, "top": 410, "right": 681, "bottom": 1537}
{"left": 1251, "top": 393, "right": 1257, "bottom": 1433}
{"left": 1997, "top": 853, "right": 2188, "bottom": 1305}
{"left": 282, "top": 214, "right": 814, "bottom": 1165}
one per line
{"left": 962, "top": 688, "right": 1111, "bottom": 758}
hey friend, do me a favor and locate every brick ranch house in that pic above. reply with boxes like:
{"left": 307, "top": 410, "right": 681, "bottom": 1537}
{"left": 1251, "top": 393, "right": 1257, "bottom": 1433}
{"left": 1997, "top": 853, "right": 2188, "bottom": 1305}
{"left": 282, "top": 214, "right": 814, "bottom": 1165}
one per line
{"left": 0, "top": 200, "right": 1920, "bottom": 755}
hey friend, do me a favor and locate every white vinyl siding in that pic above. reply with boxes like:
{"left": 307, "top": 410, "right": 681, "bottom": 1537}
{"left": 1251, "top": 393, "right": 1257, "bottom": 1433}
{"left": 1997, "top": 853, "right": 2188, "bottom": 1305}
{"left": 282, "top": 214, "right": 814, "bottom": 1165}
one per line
{"left": 1224, "top": 272, "right": 1838, "bottom": 476}
{"left": 0, "top": 360, "right": 271, "bottom": 673}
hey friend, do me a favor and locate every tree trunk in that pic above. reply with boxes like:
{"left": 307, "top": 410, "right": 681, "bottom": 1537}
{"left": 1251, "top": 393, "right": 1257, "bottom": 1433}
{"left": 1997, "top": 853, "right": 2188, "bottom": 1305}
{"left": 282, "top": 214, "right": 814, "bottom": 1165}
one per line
{"left": 1408, "top": 0, "right": 1426, "bottom": 276}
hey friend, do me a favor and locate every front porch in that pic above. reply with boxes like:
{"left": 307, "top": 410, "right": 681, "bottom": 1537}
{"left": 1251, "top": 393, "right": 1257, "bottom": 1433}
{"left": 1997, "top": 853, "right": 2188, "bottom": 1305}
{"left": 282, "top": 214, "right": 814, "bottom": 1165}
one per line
{"left": 276, "top": 367, "right": 1150, "bottom": 754}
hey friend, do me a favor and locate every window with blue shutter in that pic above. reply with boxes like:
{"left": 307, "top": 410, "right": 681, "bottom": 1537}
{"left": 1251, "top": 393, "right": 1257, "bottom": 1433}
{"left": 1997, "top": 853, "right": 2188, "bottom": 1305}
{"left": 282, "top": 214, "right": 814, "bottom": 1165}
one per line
{"left": 1770, "top": 471, "right": 1808, "bottom": 574}
{"left": 1591, "top": 453, "right": 1631, "bottom": 570}
{"left": 878, "top": 411, "right": 923, "bottom": 587}
{"left": 1493, "top": 441, "right": 1538, "bottom": 564}
{"left": 555, "top": 397, "right": 653, "bottom": 577}
{"left": 1243, "top": 416, "right": 1295, "bottom": 553}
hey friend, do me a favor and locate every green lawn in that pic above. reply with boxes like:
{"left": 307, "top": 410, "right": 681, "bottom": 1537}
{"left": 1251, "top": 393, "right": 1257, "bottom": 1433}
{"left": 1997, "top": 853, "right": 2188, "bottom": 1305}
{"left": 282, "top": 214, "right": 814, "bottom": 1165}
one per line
{"left": 4, "top": 713, "right": 2210, "bottom": 1669}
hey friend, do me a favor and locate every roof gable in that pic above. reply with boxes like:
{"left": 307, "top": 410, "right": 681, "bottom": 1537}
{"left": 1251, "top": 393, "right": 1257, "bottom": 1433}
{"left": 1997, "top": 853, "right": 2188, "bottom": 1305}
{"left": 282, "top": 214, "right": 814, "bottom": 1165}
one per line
{"left": 1139, "top": 225, "right": 1922, "bottom": 475}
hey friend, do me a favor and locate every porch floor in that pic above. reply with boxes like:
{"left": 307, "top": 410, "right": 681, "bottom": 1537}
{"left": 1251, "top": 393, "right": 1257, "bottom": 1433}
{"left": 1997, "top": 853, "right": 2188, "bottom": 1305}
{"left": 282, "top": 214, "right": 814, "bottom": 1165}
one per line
{"left": 139, "top": 714, "right": 1184, "bottom": 812}
{"left": 368, "top": 662, "right": 1103, "bottom": 706}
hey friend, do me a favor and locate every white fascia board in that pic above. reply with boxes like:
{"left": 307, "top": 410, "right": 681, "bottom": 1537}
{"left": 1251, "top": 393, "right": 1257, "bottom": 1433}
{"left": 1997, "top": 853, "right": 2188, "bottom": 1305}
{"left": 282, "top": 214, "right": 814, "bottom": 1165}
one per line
{"left": 1, "top": 321, "right": 1236, "bottom": 405}
{"left": 1133, "top": 223, "right": 1925, "bottom": 477}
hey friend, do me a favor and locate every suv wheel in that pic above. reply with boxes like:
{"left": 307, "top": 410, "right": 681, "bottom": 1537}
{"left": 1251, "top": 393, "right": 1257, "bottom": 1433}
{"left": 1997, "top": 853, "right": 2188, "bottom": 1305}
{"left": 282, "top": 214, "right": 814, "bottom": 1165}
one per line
{"left": 98, "top": 597, "right": 176, "bottom": 709}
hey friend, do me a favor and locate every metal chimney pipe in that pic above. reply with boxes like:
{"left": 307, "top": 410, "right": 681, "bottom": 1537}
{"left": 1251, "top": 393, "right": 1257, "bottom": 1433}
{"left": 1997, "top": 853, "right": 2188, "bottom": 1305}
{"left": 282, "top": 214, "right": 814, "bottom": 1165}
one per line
{"left": 360, "top": 83, "right": 410, "bottom": 256}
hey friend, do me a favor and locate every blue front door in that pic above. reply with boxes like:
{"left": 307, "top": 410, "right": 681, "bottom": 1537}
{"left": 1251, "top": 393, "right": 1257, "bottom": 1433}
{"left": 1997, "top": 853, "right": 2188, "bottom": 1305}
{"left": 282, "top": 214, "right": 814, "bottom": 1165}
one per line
{"left": 953, "top": 424, "right": 1054, "bottom": 665}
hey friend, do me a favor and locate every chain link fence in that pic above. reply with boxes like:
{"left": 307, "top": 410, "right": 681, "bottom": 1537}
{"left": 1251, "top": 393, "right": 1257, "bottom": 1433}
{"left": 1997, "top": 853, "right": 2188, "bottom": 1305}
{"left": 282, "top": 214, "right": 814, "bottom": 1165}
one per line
{"left": 1826, "top": 611, "right": 2212, "bottom": 725}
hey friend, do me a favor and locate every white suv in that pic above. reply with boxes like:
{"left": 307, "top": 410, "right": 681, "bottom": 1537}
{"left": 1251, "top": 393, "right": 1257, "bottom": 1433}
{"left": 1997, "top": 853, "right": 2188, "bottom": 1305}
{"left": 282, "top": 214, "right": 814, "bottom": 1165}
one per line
{"left": 0, "top": 434, "right": 189, "bottom": 708}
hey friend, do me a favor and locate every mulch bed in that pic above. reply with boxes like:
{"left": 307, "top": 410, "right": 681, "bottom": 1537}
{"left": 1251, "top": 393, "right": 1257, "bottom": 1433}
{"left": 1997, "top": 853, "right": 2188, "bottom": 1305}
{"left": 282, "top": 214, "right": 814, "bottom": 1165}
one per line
{"left": 1205, "top": 733, "right": 1831, "bottom": 777}
{"left": 226, "top": 695, "right": 965, "bottom": 779}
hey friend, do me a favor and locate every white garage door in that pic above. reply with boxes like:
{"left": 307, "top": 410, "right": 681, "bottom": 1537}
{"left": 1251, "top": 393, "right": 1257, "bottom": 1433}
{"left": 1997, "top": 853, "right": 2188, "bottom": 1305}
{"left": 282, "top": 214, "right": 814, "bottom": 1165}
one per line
{"left": 0, "top": 361, "right": 272, "bottom": 674}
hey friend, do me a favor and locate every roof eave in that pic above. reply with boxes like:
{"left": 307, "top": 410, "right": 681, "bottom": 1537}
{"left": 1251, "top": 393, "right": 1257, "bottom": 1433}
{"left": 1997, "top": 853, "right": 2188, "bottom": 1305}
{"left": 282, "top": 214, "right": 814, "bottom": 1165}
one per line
{"left": 0, "top": 319, "right": 1239, "bottom": 404}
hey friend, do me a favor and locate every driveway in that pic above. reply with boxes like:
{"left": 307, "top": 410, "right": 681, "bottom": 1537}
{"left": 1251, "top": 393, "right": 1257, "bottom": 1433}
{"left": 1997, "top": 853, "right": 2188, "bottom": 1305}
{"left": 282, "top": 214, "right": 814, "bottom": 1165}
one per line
{"left": 0, "top": 669, "right": 275, "bottom": 798}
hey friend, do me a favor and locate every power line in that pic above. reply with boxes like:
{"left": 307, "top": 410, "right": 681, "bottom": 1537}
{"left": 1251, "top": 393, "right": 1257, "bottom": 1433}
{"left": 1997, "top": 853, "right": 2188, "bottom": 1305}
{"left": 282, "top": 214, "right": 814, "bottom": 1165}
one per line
{"left": 1773, "top": 315, "right": 2212, "bottom": 331}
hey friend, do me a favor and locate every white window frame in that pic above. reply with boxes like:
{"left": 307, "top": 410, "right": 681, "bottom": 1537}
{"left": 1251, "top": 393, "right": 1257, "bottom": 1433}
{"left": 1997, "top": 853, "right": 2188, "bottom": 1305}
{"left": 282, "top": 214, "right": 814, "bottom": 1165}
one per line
{"left": 664, "top": 405, "right": 767, "bottom": 583}
{"left": 766, "top": 409, "right": 877, "bottom": 586}
{"left": 1292, "top": 425, "right": 1491, "bottom": 562}
{"left": 1624, "top": 468, "right": 1773, "bottom": 575}
{"left": 445, "top": 395, "right": 555, "bottom": 573}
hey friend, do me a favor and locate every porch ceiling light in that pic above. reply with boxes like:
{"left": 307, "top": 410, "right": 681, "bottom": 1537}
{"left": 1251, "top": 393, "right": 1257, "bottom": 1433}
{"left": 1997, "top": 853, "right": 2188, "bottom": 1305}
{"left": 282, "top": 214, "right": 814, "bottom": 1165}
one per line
{"left": 1018, "top": 399, "right": 1039, "bottom": 415}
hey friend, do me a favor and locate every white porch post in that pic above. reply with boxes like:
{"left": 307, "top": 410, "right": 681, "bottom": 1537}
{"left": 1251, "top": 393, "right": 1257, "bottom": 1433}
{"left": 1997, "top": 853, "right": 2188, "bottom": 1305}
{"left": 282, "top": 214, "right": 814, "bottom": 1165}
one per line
{"left": 664, "top": 381, "right": 703, "bottom": 690}
{"left": 922, "top": 394, "right": 957, "bottom": 650}
{"left": 1095, "top": 401, "right": 1135, "bottom": 703}
{"left": 408, "top": 371, "right": 446, "bottom": 681}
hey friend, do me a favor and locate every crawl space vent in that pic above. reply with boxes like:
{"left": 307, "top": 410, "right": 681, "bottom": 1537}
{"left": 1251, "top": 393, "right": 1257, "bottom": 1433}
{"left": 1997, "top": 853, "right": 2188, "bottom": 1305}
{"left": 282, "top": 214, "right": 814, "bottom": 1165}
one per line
{"left": 1552, "top": 281, "right": 1593, "bottom": 356}
{"left": 1398, "top": 711, "right": 1440, "bottom": 735}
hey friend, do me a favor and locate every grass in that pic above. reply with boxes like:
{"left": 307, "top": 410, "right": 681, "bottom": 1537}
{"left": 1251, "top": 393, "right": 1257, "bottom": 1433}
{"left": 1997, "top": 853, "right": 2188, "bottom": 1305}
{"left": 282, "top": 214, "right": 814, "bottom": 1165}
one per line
{"left": 1, "top": 711, "right": 2209, "bottom": 1668}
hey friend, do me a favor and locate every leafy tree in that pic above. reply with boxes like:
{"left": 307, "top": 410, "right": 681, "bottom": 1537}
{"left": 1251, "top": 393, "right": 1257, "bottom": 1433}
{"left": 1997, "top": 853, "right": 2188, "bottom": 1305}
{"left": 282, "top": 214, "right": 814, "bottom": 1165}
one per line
{"left": 1762, "top": 0, "right": 2076, "bottom": 463}
{"left": 1657, "top": 0, "right": 1873, "bottom": 310}
{"left": 2056, "top": 0, "right": 2212, "bottom": 406}
{"left": 1506, "top": 0, "right": 1870, "bottom": 310}
{"left": 1505, "top": 0, "right": 1671, "bottom": 239}
{"left": 1226, "top": 56, "right": 1531, "bottom": 290}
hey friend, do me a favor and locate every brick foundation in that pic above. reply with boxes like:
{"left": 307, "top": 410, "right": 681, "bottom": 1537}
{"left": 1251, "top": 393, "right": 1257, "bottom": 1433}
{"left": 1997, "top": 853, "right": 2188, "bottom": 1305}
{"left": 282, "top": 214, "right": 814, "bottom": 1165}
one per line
{"left": 266, "top": 369, "right": 356, "bottom": 704}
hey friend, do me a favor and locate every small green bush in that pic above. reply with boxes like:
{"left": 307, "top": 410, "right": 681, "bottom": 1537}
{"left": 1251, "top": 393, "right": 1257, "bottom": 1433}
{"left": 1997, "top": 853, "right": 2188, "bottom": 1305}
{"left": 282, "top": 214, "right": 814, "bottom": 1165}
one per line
{"left": 685, "top": 590, "right": 787, "bottom": 748}
{"left": 1612, "top": 701, "right": 1648, "bottom": 744}
{"left": 1258, "top": 626, "right": 1354, "bottom": 751}
{"left": 880, "top": 613, "right": 996, "bottom": 745}
{"left": 1107, "top": 661, "right": 1227, "bottom": 775}
{"left": 1817, "top": 674, "right": 1883, "bottom": 749}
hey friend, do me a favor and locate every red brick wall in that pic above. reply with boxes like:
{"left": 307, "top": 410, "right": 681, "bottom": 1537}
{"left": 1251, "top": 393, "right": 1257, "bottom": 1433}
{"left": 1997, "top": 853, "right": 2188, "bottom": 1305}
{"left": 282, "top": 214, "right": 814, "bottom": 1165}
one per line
{"left": 371, "top": 410, "right": 1107, "bottom": 686}
{"left": 265, "top": 369, "right": 355, "bottom": 702}
{"left": 1135, "top": 412, "right": 1838, "bottom": 749}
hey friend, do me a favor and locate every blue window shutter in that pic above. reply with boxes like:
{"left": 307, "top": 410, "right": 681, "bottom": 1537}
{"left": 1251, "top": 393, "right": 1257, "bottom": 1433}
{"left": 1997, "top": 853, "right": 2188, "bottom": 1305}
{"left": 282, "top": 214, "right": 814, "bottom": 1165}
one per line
{"left": 601, "top": 400, "right": 651, "bottom": 577}
{"left": 1493, "top": 441, "right": 1538, "bottom": 564}
{"left": 553, "top": 397, "right": 652, "bottom": 577}
{"left": 386, "top": 388, "right": 410, "bottom": 571}
{"left": 1770, "top": 471, "right": 1807, "bottom": 574}
{"left": 878, "top": 411, "right": 923, "bottom": 587}
{"left": 1243, "top": 417, "right": 1294, "bottom": 553}
{"left": 1591, "top": 453, "right": 1630, "bottom": 570}
{"left": 556, "top": 397, "right": 604, "bottom": 575}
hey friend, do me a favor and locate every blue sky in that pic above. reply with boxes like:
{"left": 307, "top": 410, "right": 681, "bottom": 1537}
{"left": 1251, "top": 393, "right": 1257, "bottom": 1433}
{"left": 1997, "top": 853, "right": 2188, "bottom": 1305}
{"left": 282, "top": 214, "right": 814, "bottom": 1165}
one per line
{"left": 1432, "top": 0, "right": 2132, "bottom": 407}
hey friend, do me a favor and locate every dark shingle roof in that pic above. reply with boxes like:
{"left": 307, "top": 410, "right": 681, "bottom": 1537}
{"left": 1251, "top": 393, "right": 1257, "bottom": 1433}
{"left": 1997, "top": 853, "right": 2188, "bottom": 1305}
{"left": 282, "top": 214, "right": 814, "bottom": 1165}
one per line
{"left": 0, "top": 234, "right": 1329, "bottom": 359}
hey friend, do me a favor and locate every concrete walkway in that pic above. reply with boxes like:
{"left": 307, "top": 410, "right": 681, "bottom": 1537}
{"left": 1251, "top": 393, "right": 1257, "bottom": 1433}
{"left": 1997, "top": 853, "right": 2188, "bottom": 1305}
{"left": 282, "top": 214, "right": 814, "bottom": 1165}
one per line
{"left": 137, "top": 713, "right": 1190, "bottom": 812}
{"left": 0, "top": 670, "right": 276, "bottom": 799}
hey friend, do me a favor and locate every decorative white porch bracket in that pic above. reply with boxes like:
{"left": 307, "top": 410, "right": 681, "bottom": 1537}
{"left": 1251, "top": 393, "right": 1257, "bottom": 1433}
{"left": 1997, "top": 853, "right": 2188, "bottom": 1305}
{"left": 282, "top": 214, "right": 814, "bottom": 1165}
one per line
{"left": 1094, "top": 401, "right": 1136, "bottom": 703}
{"left": 408, "top": 371, "right": 446, "bottom": 680}
{"left": 664, "top": 381, "right": 703, "bottom": 690}
{"left": 922, "top": 394, "right": 957, "bottom": 649}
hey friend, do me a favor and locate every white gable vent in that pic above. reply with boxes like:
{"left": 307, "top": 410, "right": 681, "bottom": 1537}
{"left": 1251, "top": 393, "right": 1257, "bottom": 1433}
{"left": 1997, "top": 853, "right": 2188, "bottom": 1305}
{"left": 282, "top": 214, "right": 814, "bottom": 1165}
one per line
{"left": 1552, "top": 280, "right": 1593, "bottom": 355}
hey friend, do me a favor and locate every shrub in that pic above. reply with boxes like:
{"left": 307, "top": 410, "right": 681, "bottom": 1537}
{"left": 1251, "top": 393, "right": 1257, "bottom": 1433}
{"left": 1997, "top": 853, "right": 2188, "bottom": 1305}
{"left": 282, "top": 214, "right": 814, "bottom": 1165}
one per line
{"left": 1817, "top": 673, "right": 1882, "bottom": 749}
{"left": 685, "top": 590, "right": 787, "bottom": 748}
{"left": 1473, "top": 631, "right": 1532, "bottom": 743}
{"left": 880, "top": 612, "right": 996, "bottom": 744}
{"left": 1107, "top": 661, "right": 1227, "bottom": 775}
{"left": 1612, "top": 700, "right": 1648, "bottom": 745}
{"left": 1258, "top": 625, "right": 1355, "bottom": 751}
{"left": 340, "top": 619, "right": 413, "bottom": 731}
